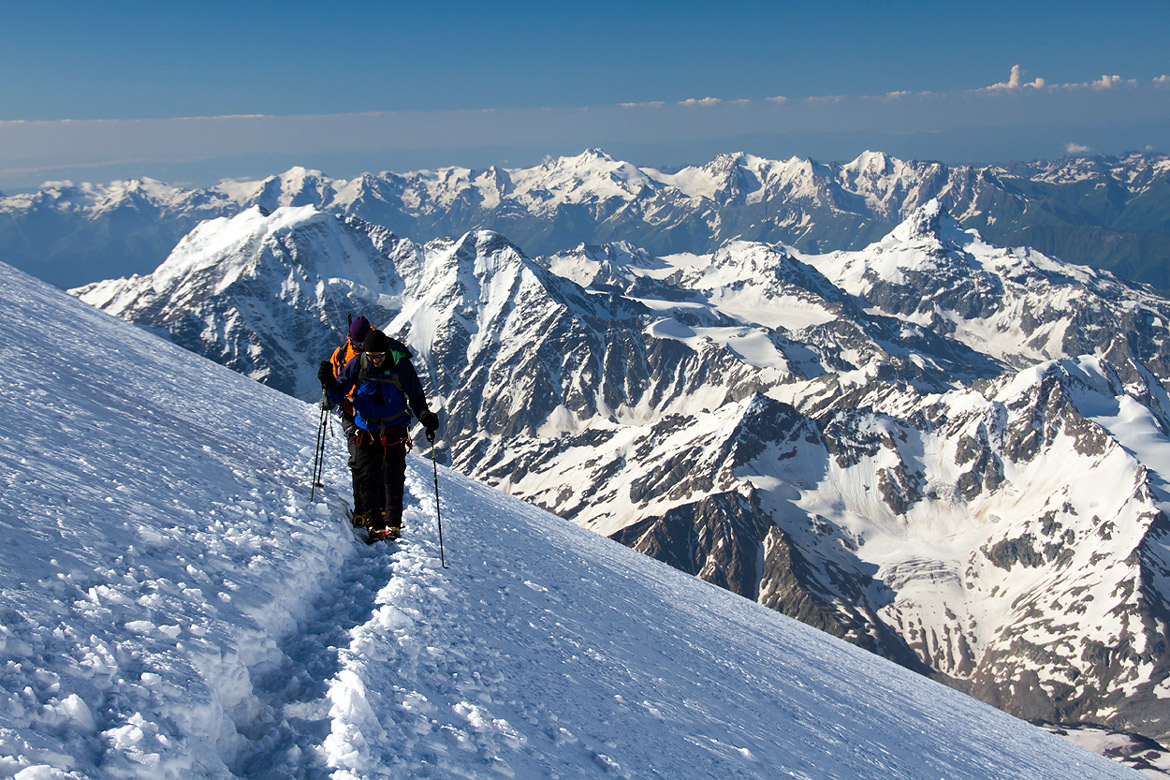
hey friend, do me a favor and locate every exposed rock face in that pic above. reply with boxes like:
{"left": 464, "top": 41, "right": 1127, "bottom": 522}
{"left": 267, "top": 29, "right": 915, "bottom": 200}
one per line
{"left": 74, "top": 201, "right": 1170, "bottom": 745}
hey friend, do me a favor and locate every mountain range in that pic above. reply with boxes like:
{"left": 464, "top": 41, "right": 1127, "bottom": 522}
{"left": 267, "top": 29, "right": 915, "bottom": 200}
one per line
{"left": 2, "top": 258, "right": 1147, "bottom": 778}
{"left": 5, "top": 149, "right": 1169, "bottom": 290}
{"left": 73, "top": 197, "right": 1170, "bottom": 755}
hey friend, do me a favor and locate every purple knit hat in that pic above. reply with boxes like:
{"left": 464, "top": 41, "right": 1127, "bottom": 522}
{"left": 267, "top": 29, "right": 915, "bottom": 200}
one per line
{"left": 348, "top": 315, "right": 371, "bottom": 342}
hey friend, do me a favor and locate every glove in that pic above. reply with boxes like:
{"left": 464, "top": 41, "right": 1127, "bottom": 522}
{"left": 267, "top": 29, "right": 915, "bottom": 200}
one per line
{"left": 317, "top": 361, "right": 334, "bottom": 385}
{"left": 418, "top": 410, "right": 439, "bottom": 442}
{"left": 318, "top": 398, "right": 335, "bottom": 411}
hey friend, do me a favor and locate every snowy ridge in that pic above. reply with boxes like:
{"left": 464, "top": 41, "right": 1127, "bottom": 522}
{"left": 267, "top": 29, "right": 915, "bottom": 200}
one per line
{"left": 1, "top": 259, "right": 1142, "bottom": 778}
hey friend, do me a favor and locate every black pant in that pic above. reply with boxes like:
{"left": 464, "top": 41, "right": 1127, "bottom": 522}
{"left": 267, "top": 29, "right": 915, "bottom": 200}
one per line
{"left": 352, "top": 424, "right": 409, "bottom": 529}
{"left": 341, "top": 415, "right": 362, "bottom": 513}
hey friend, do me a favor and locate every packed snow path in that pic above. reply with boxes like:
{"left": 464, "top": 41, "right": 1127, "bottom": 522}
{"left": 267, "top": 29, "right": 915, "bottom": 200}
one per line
{"left": 0, "top": 260, "right": 1141, "bottom": 779}
{"left": 224, "top": 483, "right": 386, "bottom": 779}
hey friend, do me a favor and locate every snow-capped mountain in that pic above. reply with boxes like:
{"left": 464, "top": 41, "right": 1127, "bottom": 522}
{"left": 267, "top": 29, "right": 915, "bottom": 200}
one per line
{"left": 5, "top": 259, "right": 1147, "bottom": 779}
{"left": 0, "top": 177, "right": 238, "bottom": 288}
{"left": 6, "top": 149, "right": 1169, "bottom": 289}
{"left": 73, "top": 200, "right": 1170, "bottom": 753}
{"left": 75, "top": 206, "right": 418, "bottom": 399}
{"left": 802, "top": 199, "right": 1170, "bottom": 381}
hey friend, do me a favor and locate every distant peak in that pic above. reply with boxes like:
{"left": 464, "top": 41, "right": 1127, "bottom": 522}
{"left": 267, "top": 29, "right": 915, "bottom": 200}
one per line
{"left": 279, "top": 165, "right": 323, "bottom": 178}
{"left": 547, "top": 149, "right": 616, "bottom": 168}
{"left": 890, "top": 198, "right": 944, "bottom": 242}
{"left": 453, "top": 228, "right": 522, "bottom": 256}
{"left": 845, "top": 150, "right": 896, "bottom": 175}
{"left": 710, "top": 151, "right": 748, "bottom": 167}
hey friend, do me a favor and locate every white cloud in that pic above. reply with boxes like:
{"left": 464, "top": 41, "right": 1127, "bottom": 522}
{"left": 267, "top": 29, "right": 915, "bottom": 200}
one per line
{"left": 985, "top": 65, "right": 1046, "bottom": 91}
{"left": 678, "top": 97, "right": 722, "bottom": 107}
{"left": 1054, "top": 74, "right": 1138, "bottom": 90}
{"left": 980, "top": 65, "right": 1147, "bottom": 94}
{"left": 766, "top": 96, "right": 789, "bottom": 104}
{"left": 1066, "top": 142, "right": 1091, "bottom": 154}
{"left": 1090, "top": 74, "right": 1127, "bottom": 89}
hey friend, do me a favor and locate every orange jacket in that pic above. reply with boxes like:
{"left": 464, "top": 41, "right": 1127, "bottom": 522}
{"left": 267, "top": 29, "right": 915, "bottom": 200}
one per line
{"left": 330, "top": 338, "right": 362, "bottom": 399}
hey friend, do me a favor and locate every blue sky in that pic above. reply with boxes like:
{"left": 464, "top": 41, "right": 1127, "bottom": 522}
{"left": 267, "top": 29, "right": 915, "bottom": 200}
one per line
{"left": 1, "top": 0, "right": 1167, "bottom": 189}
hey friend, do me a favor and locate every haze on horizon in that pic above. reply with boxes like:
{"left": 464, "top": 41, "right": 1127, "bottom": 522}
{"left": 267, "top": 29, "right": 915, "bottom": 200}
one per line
{"left": 1, "top": 0, "right": 1167, "bottom": 191}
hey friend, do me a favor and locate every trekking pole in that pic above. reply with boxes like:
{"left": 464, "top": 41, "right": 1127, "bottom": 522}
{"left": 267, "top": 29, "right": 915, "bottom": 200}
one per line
{"left": 428, "top": 429, "right": 447, "bottom": 568}
{"left": 310, "top": 388, "right": 328, "bottom": 501}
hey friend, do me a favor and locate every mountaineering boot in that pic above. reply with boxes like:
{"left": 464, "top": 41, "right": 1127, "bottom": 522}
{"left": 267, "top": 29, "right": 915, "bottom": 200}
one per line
{"left": 366, "top": 527, "right": 396, "bottom": 544}
{"left": 365, "top": 514, "right": 388, "bottom": 544}
{"left": 365, "top": 525, "right": 396, "bottom": 544}
{"left": 365, "top": 511, "right": 401, "bottom": 544}
{"left": 383, "top": 509, "right": 402, "bottom": 540}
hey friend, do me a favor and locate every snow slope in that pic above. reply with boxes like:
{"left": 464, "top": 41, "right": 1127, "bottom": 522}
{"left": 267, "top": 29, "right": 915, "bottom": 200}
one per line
{"left": 0, "top": 259, "right": 1140, "bottom": 778}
